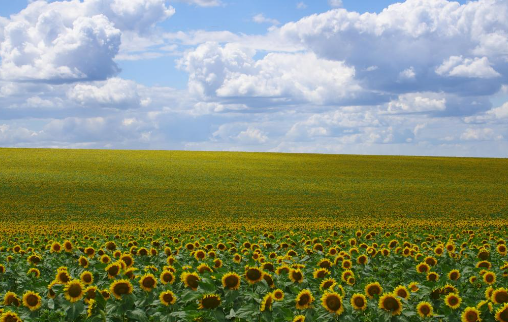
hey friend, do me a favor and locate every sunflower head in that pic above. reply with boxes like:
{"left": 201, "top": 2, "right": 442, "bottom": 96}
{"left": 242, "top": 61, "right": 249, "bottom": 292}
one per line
{"left": 64, "top": 280, "right": 85, "bottom": 303}
{"left": 461, "top": 307, "right": 481, "bottom": 322}
{"left": 483, "top": 271, "right": 496, "bottom": 285}
{"left": 295, "top": 289, "right": 314, "bottom": 310}
{"left": 22, "top": 291, "right": 42, "bottom": 311}
{"left": 198, "top": 294, "right": 221, "bottom": 310}
{"left": 365, "top": 282, "right": 383, "bottom": 299}
{"left": 245, "top": 267, "right": 264, "bottom": 284}
{"left": 448, "top": 269, "right": 461, "bottom": 281}
{"left": 320, "top": 278, "right": 337, "bottom": 291}
{"left": 351, "top": 293, "right": 367, "bottom": 311}
{"left": 181, "top": 272, "right": 200, "bottom": 290}
{"left": 445, "top": 293, "right": 462, "bottom": 310}
{"left": 160, "top": 270, "right": 175, "bottom": 285}
{"left": 110, "top": 279, "right": 133, "bottom": 300}
{"left": 394, "top": 285, "right": 410, "bottom": 300}
{"left": 495, "top": 303, "right": 508, "bottom": 322}
{"left": 417, "top": 301, "right": 433, "bottom": 318}
{"left": 292, "top": 315, "right": 305, "bottom": 322}
{"left": 139, "top": 273, "right": 157, "bottom": 292}
{"left": 273, "top": 289, "right": 284, "bottom": 301}
{"left": 159, "top": 290, "right": 177, "bottom": 306}
{"left": 289, "top": 269, "right": 304, "bottom": 283}
{"left": 260, "top": 293, "right": 274, "bottom": 312}
{"left": 378, "top": 293, "right": 403, "bottom": 316}
{"left": 0, "top": 311, "right": 22, "bottom": 322}
{"left": 80, "top": 271, "right": 94, "bottom": 285}
{"left": 321, "top": 291, "right": 344, "bottom": 315}
{"left": 84, "top": 286, "right": 98, "bottom": 304}
{"left": 492, "top": 288, "right": 508, "bottom": 304}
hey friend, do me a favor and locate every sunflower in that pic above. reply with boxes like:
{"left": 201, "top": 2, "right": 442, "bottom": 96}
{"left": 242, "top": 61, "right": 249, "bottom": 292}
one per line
{"left": 495, "top": 303, "right": 508, "bottom": 322}
{"left": 0, "top": 312, "right": 22, "bottom": 322}
{"left": 492, "top": 288, "right": 508, "bottom": 304}
{"left": 365, "top": 282, "right": 383, "bottom": 298}
{"left": 4, "top": 291, "right": 21, "bottom": 306}
{"left": 409, "top": 282, "right": 419, "bottom": 292}
{"left": 477, "top": 261, "right": 492, "bottom": 269}
{"left": 27, "top": 268, "right": 40, "bottom": 278}
{"left": 394, "top": 285, "right": 410, "bottom": 300}
{"left": 138, "top": 273, "right": 157, "bottom": 292}
{"left": 320, "top": 278, "right": 337, "bottom": 291}
{"left": 321, "top": 291, "right": 344, "bottom": 315}
{"left": 80, "top": 271, "right": 94, "bottom": 285}
{"left": 378, "top": 293, "right": 403, "bottom": 316}
{"left": 427, "top": 272, "right": 439, "bottom": 282}
{"left": 486, "top": 287, "right": 495, "bottom": 300}
{"left": 313, "top": 268, "right": 330, "bottom": 279}
{"left": 483, "top": 271, "right": 496, "bottom": 285}
{"left": 64, "top": 280, "right": 85, "bottom": 303}
{"left": 160, "top": 270, "right": 175, "bottom": 285}
{"left": 461, "top": 307, "right": 481, "bottom": 322}
{"left": 263, "top": 273, "right": 275, "bottom": 288}
{"left": 233, "top": 253, "right": 242, "bottom": 263}
{"left": 245, "top": 267, "right": 264, "bottom": 284}
{"left": 317, "top": 258, "right": 333, "bottom": 269}
{"left": 276, "top": 265, "right": 290, "bottom": 275}
{"left": 199, "top": 294, "right": 221, "bottom": 309}
{"left": 341, "top": 269, "right": 354, "bottom": 282}
{"left": 120, "top": 254, "right": 134, "bottom": 268}
{"left": 50, "top": 242, "right": 62, "bottom": 253}
{"left": 448, "top": 269, "right": 461, "bottom": 281}
{"left": 110, "top": 280, "right": 133, "bottom": 300}
{"left": 260, "top": 293, "right": 274, "bottom": 312}
{"left": 159, "top": 290, "right": 177, "bottom": 306}
{"left": 78, "top": 256, "right": 89, "bottom": 268}
{"left": 20, "top": 291, "right": 40, "bottom": 311}
{"left": 273, "top": 289, "right": 284, "bottom": 301}
{"left": 289, "top": 269, "right": 304, "bottom": 283}
{"left": 445, "top": 293, "right": 462, "bottom": 309}
{"left": 105, "top": 262, "right": 122, "bottom": 279}
{"left": 295, "top": 289, "right": 314, "bottom": 310}
{"left": 417, "top": 301, "right": 433, "bottom": 318}
{"left": 351, "top": 293, "right": 367, "bottom": 311}
{"left": 181, "top": 272, "right": 200, "bottom": 290}
{"left": 84, "top": 286, "right": 97, "bottom": 304}
{"left": 416, "top": 263, "right": 430, "bottom": 273}
{"left": 357, "top": 254, "right": 368, "bottom": 265}
{"left": 222, "top": 272, "right": 241, "bottom": 290}
{"left": 342, "top": 259, "right": 352, "bottom": 270}
{"left": 55, "top": 270, "right": 71, "bottom": 284}
{"left": 197, "top": 263, "right": 213, "bottom": 274}
{"left": 100, "top": 289, "right": 110, "bottom": 300}
{"left": 293, "top": 315, "right": 305, "bottom": 322}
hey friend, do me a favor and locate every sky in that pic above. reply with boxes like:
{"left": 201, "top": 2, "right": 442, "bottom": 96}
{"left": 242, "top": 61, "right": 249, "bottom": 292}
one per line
{"left": 0, "top": 0, "right": 507, "bottom": 157}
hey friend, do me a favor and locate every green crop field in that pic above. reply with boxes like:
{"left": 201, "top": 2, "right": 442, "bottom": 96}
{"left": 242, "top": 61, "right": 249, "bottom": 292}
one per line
{"left": 1, "top": 148, "right": 508, "bottom": 322}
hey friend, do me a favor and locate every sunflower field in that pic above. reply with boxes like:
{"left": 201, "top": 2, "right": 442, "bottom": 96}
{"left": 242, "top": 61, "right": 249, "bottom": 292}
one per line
{"left": 1, "top": 148, "right": 508, "bottom": 322}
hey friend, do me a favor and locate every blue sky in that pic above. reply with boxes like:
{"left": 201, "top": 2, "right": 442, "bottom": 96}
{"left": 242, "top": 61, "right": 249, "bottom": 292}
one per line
{"left": 0, "top": 0, "right": 507, "bottom": 157}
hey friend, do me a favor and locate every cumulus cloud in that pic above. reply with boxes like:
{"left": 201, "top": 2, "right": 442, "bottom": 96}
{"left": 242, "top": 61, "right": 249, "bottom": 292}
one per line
{"left": 274, "top": 0, "right": 508, "bottom": 96}
{"left": 67, "top": 78, "right": 142, "bottom": 109}
{"left": 178, "top": 42, "right": 361, "bottom": 105}
{"left": 0, "top": 0, "right": 174, "bottom": 82}
{"left": 253, "top": 14, "right": 280, "bottom": 26}
{"left": 460, "top": 128, "right": 503, "bottom": 141}
{"left": 387, "top": 92, "right": 446, "bottom": 113}
{"left": 435, "top": 56, "right": 500, "bottom": 78}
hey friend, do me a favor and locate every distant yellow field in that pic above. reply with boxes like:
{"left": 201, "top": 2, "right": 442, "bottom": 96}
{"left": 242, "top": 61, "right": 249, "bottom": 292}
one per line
{"left": 0, "top": 148, "right": 507, "bottom": 231}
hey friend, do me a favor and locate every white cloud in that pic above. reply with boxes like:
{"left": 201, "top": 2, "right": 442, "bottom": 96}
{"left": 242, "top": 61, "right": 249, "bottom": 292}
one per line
{"left": 178, "top": 42, "right": 360, "bottom": 105}
{"left": 328, "top": 0, "right": 342, "bottom": 8}
{"left": 460, "top": 128, "right": 503, "bottom": 141}
{"left": 0, "top": 0, "right": 174, "bottom": 82}
{"left": 175, "top": 0, "right": 222, "bottom": 7}
{"left": 488, "top": 102, "right": 508, "bottom": 119}
{"left": 296, "top": 2, "right": 307, "bottom": 10}
{"left": 252, "top": 14, "right": 280, "bottom": 26}
{"left": 236, "top": 127, "right": 268, "bottom": 144}
{"left": 399, "top": 67, "right": 416, "bottom": 80}
{"left": 67, "top": 78, "right": 142, "bottom": 109}
{"left": 435, "top": 56, "right": 500, "bottom": 78}
{"left": 387, "top": 92, "right": 446, "bottom": 113}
